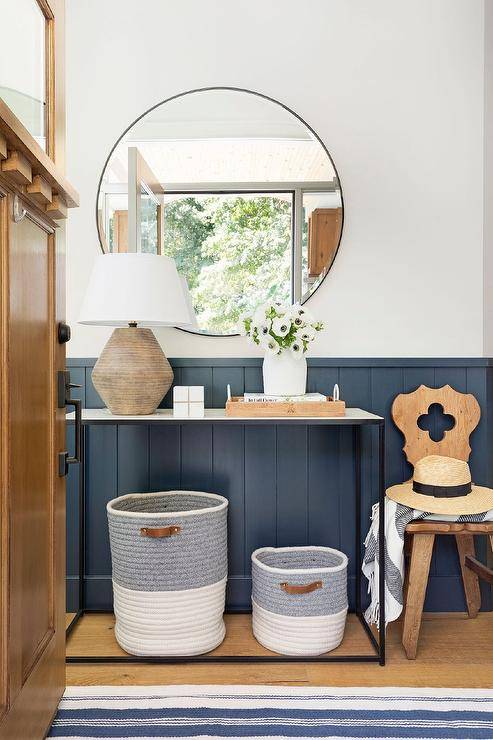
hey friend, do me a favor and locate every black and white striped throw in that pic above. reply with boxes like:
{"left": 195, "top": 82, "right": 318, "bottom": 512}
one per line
{"left": 362, "top": 499, "right": 493, "bottom": 626}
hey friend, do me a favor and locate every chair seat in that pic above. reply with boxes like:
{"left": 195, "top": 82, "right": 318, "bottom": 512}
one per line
{"left": 406, "top": 521, "right": 493, "bottom": 534}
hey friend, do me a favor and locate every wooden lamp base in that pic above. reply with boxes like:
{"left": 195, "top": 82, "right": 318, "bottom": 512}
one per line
{"left": 92, "top": 327, "right": 173, "bottom": 415}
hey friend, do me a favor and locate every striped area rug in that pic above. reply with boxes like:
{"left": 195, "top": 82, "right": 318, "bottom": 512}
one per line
{"left": 48, "top": 685, "right": 493, "bottom": 739}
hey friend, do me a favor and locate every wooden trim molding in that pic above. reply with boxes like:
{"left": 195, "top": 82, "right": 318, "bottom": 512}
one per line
{"left": 1, "top": 152, "right": 32, "bottom": 186}
{"left": 0, "top": 100, "right": 78, "bottom": 210}
{"left": 27, "top": 176, "right": 53, "bottom": 206}
{"left": 0, "top": 192, "right": 9, "bottom": 721}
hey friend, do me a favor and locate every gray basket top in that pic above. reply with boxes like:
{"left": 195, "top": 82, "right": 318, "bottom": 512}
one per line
{"left": 107, "top": 490, "right": 228, "bottom": 519}
{"left": 252, "top": 546, "right": 347, "bottom": 575}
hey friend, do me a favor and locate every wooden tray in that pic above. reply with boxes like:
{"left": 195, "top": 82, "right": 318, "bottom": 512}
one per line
{"left": 225, "top": 396, "right": 346, "bottom": 418}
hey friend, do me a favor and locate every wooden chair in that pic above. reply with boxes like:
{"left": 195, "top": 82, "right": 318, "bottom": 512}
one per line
{"left": 391, "top": 384, "right": 493, "bottom": 659}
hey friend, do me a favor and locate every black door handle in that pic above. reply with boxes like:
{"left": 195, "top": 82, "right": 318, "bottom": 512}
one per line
{"left": 58, "top": 370, "right": 82, "bottom": 477}
{"left": 58, "top": 322, "right": 71, "bottom": 344}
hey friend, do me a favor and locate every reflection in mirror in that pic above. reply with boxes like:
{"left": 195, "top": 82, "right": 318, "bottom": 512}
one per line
{"left": 97, "top": 89, "right": 343, "bottom": 335}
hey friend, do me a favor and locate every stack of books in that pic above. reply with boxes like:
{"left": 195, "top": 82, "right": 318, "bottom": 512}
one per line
{"left": 242, "top": 392, "right": 327, "bottom": 403}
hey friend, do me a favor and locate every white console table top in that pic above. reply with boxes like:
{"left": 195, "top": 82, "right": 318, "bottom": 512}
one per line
{"left": 67, "top": 407, "right": 383, "bottom": 425}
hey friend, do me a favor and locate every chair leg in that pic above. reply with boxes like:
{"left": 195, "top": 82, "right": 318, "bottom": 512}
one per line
{"left": 402, "top": 533, "right": 435, "bottom": 660}
{"left": 403, "top": 533, "right": 413, "bottom": 604}
{"left": 456, "top": 533, "right": 481, "bottom": 618}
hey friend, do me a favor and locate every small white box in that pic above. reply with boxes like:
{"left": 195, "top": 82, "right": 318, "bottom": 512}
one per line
{"left": 189, "top": 402, "right": 205, "bottom": 418}
{"left": 173, "top": 386, "right": 189, "bottom": 403}
{"left": 189, "top": 386, "right": 204, "bottom": 403}
{"left": 173, "top": 402, "right": 189, "bottom": 418}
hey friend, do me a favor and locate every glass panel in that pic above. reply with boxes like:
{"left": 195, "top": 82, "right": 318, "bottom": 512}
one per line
{"left": 162, "top": 192, "right": 292, "bottom": 334}
{"left": 140, "top": 187, "right": 158, "bottom": 254}
{"left": 0, "top": 0, "right": 46, "bottom": 149}
{"left": 301, "top": 190, "right": 343, "bottom": 301}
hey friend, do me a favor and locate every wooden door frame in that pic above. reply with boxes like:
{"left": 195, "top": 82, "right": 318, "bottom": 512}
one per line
{"left": 0, "top": 189, "right": 8, "bottom": 728}
{"left": 0, "top": 183, "right": 66, "bottom": 739}
{"left": 35, "top": 0, "right": 56, "bottom": 161}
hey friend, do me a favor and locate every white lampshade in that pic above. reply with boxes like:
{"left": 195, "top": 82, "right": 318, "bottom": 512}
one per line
{"left": 78, "top": 253, "right": 192, "bottom": 327}
{"left": 176, "top": 276, "right": 199, "bottom": 330}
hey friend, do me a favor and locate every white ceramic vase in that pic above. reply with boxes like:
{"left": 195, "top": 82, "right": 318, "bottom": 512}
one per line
{"left": 262, "top": 351, "right": 307, "bottom": 396}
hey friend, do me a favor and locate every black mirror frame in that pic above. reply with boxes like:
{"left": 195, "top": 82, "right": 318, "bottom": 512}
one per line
{"left": 95, "top": 86, "right": 344, "bottom": 338}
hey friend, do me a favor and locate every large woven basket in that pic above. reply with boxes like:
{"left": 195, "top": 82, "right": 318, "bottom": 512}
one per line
{"left": 107, "top": 490, "right": 228, "bottom": 656}
{"left": 251, "top": 546, "right": 348, "bottom": 656}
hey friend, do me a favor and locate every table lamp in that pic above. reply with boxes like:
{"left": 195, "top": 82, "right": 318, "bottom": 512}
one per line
{"left": 79, "top": 253, "right": 192, "bottom": 415}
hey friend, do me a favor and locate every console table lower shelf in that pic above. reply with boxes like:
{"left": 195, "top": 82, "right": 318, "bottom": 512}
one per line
{"left": 66, "top": 407, "right": 386, "bottom": 665}
{"left": 66, "top": 612, "right": 381, "bottom": 664}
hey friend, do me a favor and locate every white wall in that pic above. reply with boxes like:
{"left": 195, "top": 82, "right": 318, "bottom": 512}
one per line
{"left": 484, "top": 0, "right": 493, "bottom": 354}
{"left": 65, "top": 0, "right": 485, "bottom": 358}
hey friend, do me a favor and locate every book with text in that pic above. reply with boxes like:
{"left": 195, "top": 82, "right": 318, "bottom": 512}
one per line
{"left": 243, "top": 392, "right": 327, "bottom": 403}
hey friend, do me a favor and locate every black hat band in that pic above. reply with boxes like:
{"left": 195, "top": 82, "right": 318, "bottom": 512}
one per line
{"left": 412, "top": 481, "right": 472, "bottom": 498}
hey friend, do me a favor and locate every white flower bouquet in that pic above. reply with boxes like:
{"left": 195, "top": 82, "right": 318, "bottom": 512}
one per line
{"left": 239, "top": 301, "right": 324, "bottom": 359}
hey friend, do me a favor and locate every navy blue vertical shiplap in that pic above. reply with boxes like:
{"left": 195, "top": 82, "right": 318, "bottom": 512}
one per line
{"left": 212, "top": 367, "right": 244, "bottom": 408}
{"left": 180, "top": 424, "right": 213, "bottom": 491}
{"left": 117, "top": 425, "right": 150, "bottom": 494}
{"left": 276, "top": 426, "right": 308, "bottom": 547}
{"left": 84, "top": 425, "right": 117, "bottom": 608}
{"left": 180, "top": 367, "right": 213, "bottom": 407}
{"left": 159, "top": 366, "right": 181, "bottom": 408}
{"left": 66, "top": 424, "right": 80, "bottom": 612}
{"left": 149, "top": 425, "right": 181, "bottom": 490}
{"left": 307, "top": 427, "right": 340, "bottom": 549}
{"left": 66, "top": 357, "right": 493, "bottom": 612}
{"left": 307, "top": 367, "right": 339, "bottom": 395}
{"left": 338, "top": 367, "right": 372, "bottom": 607}
{"left": 466, "top": 367, "right": 488, "bottom": 482}
{"left": 244, "top": 366, "right": 263, "bottom": 393}
{"left": 212, "top": 424, "right": 246, "bottom": 605}
{"left": 337, "top": 426, "right": 357, "bottom": 607}
{"left": 67, "top": 366, "right": 86, "bottom": 407}
{"left": 370, "top": 367, "right": 406, "bottom": 488}
{"left": 244, "top": 425, "right": 277, "bottom": 567}
{"left": 85, "top": 367, "right": 104, "bottom": 408}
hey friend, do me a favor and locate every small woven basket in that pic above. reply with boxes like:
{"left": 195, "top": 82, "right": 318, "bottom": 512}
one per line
{"left": 107, "top": 490, "right": 228, "bottom": 656}
{"left": 251, "top": 546, "right": 348, "bottom": 656}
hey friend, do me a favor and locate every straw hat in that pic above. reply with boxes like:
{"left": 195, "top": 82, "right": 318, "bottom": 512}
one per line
{"left": 386, "top": 455, "right": 493, "bottom": 515}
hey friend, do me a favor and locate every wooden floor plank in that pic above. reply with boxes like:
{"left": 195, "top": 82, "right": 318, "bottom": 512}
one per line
{"left": 66, "top": 612, "right": 493, "bottom": 688}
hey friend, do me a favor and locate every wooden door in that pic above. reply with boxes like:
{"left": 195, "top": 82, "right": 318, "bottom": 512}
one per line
{"left": 307, "top": 207, "right": 342, "bottom": 278}
{"left": 0, "top": 0, "right": 78, "bottom": 734}
{"left": 0, "top": 189, "right": 66, "bottom": 738}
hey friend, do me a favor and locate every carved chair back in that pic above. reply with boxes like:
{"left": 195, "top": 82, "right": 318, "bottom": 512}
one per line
{"left": 391, "top": 384, "right": 480, "bottom": 467}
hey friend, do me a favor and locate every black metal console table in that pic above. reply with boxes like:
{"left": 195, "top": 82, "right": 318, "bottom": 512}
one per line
{"left": 66, "top": 407, "right": 386, "bottom": 665}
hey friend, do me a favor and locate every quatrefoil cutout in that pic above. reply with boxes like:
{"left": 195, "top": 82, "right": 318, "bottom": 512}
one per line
{"left": 417, "top": 403, "right": 455, "bottom": 443}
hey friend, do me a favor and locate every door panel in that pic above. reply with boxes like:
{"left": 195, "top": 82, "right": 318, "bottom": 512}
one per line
{"left": 10, "top": 215, "right": 53, "bottom": 680}
{"left": 0, "top": 194, "right": 65, "bottom": 739}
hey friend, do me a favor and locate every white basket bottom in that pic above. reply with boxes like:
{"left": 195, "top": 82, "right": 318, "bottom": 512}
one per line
{"left": 112, "top": 577, "right": 227, "bottom": 656}
{"left": 252, "top": 599, "right": 348, "bottom": 656}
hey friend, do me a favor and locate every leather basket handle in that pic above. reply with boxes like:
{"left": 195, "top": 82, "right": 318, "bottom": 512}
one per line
{"left": 140, "top": 525, "right": 181, "bottom": 538}
{"left": 280, "top": 580, "right": 322, "bottom": 595}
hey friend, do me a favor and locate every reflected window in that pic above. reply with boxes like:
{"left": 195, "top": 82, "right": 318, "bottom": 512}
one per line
{"left": 162, "top": 192, "right": 292, "bottom": 335}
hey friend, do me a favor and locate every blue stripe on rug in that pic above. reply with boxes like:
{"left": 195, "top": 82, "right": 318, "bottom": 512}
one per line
{"left": 48, "top": 687, "right": 493, "bottom": 739}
